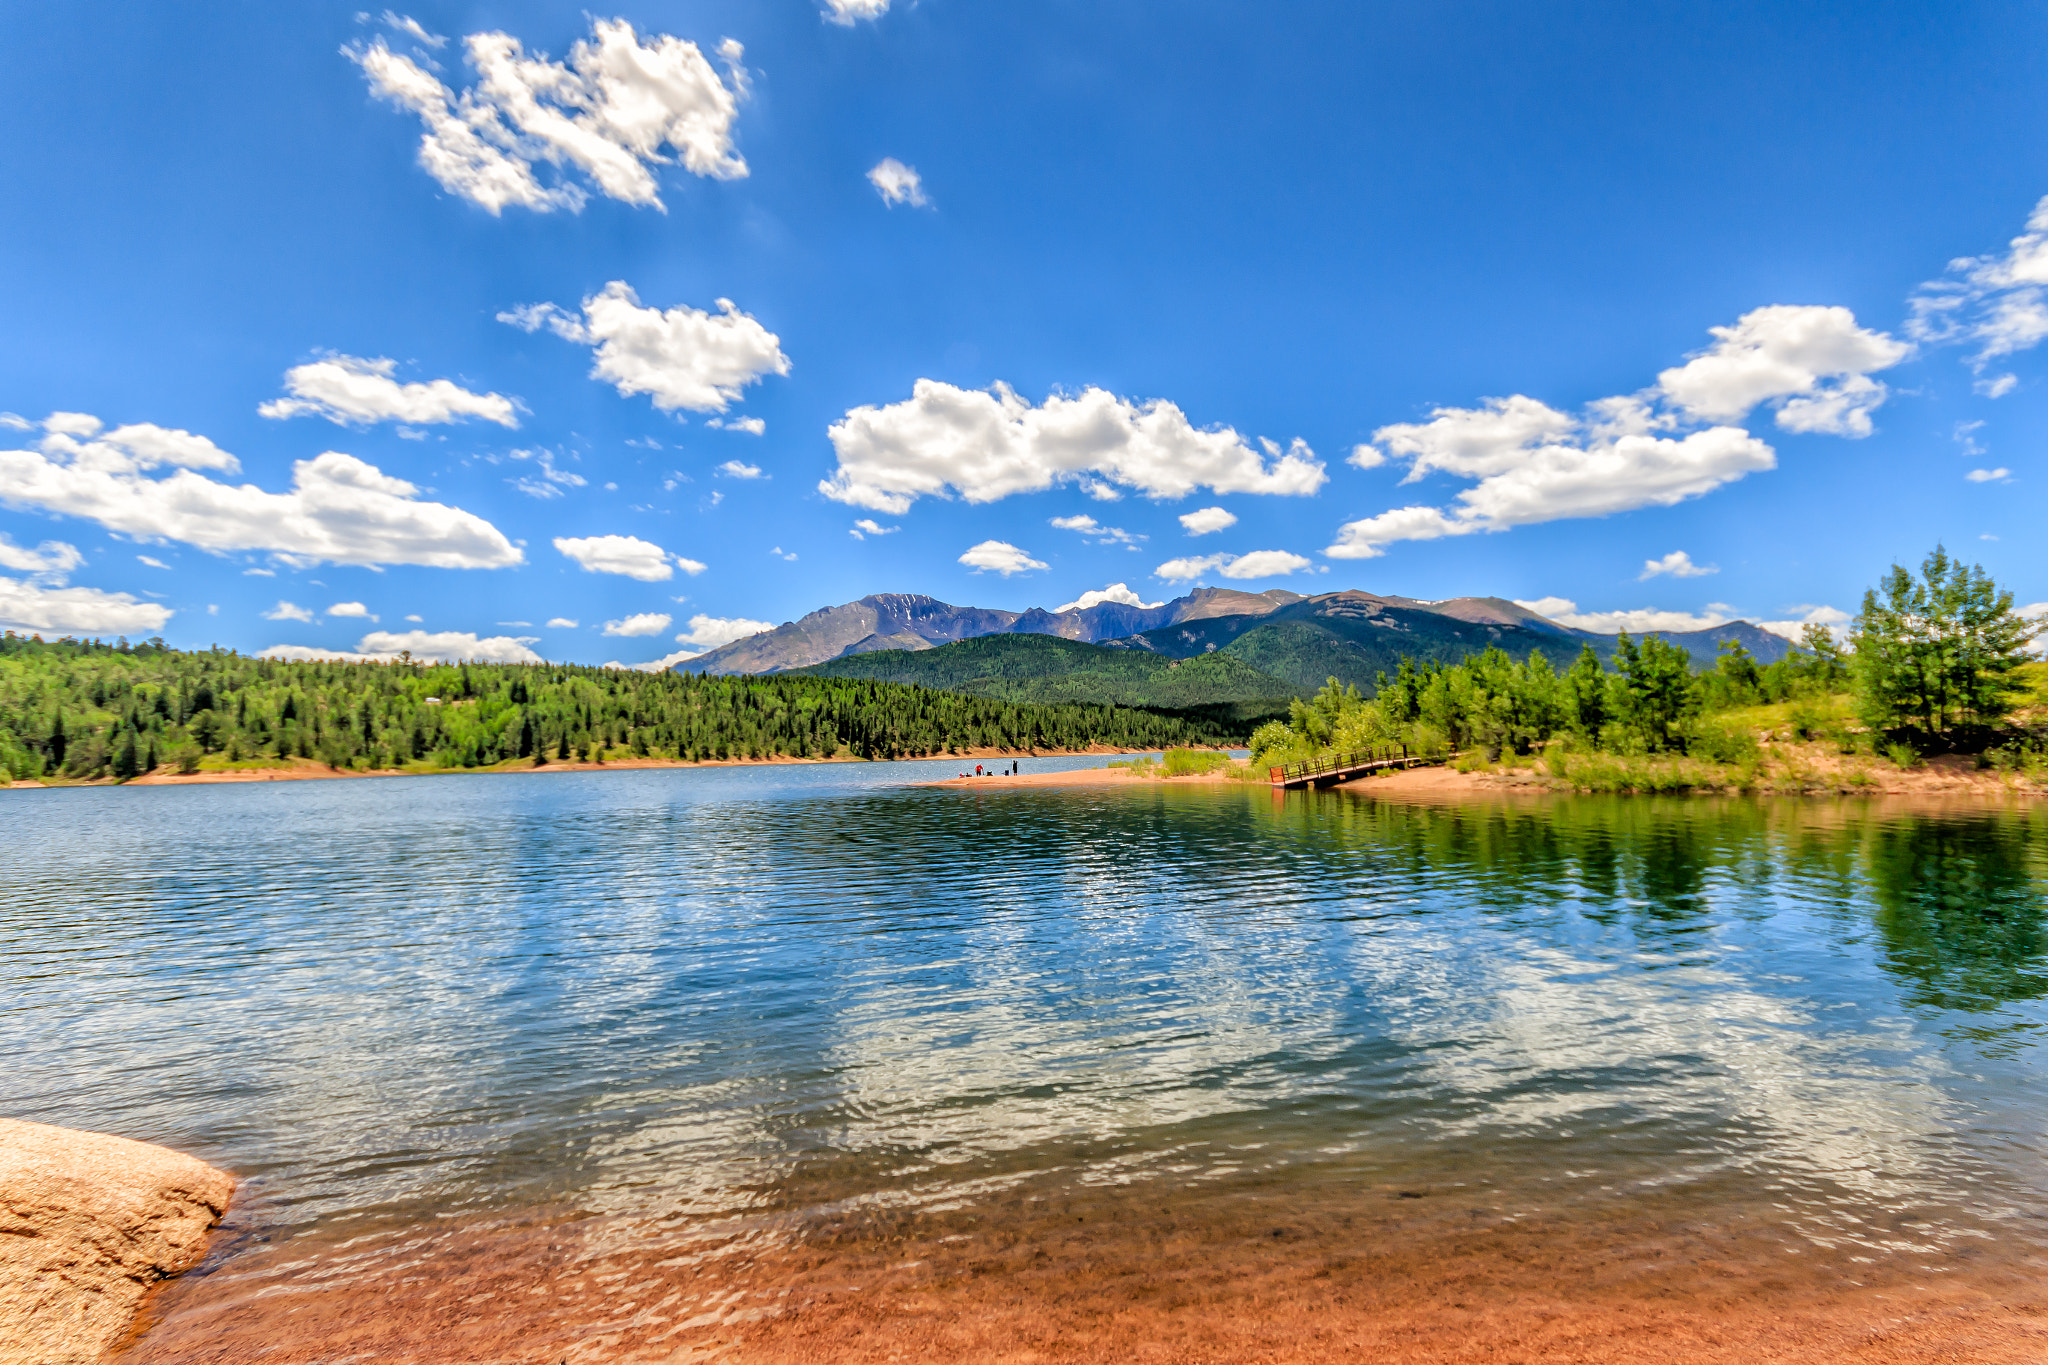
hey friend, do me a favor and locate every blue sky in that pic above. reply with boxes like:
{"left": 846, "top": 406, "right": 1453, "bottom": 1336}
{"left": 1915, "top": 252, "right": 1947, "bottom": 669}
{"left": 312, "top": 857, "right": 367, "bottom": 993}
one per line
{"left": 2, "top": 0, "right": 2044, "bottom": 665}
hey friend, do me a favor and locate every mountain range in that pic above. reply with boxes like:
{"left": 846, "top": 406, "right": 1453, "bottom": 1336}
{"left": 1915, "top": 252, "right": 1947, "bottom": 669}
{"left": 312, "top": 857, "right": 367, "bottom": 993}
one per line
{"left": 684, "top": 587, "right": 1306, "bottom": 674}
{"left": 686, "top": 587, "right": 1793, "bottom": 682}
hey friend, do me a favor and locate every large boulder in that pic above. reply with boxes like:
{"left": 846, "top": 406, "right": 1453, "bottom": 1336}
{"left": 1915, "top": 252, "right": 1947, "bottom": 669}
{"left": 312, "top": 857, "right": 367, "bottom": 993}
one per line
{"left": 0, "top": 1119, "right": 234, "bottom": 1365}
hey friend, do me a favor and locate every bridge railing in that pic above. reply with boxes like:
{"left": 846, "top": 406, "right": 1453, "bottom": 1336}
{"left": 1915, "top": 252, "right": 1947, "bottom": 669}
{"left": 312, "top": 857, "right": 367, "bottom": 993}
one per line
{"left": 1268, "top": 743, "right": 1446, "bottom": 786}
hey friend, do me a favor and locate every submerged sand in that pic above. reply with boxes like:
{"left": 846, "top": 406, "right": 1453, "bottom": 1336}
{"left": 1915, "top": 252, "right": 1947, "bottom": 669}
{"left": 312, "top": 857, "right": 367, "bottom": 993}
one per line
{"left": 121, "top": 1164, "right": 2046, "bottom": 1364}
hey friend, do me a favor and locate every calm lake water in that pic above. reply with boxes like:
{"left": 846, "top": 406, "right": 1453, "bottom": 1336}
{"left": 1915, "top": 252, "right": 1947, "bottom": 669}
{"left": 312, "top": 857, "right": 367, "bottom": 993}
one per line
{"left": 5, "top": 764, "right": 2048, "bottom": 1361}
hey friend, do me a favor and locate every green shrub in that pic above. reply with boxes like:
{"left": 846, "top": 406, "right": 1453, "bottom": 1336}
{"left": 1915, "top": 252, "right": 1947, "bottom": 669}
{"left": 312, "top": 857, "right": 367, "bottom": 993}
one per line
{"left": 1162, "top": 747, "right": 1228, "bottom": 776}
{"left": 1884, "top": 741, "right": 1922, "bottom": 770}
{"left": 1685, "top": 718, "right": 1759, "bottom": 765}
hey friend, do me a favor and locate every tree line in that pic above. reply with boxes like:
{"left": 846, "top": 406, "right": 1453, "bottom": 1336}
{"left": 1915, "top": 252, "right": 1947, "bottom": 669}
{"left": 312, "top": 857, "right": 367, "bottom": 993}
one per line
{"left": 0, "top": 635, "right": 1242, "bottom": 783}
{"left": 1252, "top": 546, "right": 2043, "bottom": 767}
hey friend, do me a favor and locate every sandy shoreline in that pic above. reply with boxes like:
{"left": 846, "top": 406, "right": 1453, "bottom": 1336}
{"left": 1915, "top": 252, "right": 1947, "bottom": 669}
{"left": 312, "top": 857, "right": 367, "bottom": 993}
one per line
{"left": 121, "top": 1167, "right": 2048, "bottom": 1365}
{"left": 4, "top": 745, "right": 1170, "bottom": 791}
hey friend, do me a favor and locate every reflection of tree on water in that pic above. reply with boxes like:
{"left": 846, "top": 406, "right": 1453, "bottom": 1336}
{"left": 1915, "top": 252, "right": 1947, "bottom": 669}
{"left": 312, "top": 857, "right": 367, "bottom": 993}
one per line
{"left": 1861, "top": 814, "right": 2048, "bottom": 1013}
{"left": 1264, "top": 790, "right": 2048, "bottom": 1017}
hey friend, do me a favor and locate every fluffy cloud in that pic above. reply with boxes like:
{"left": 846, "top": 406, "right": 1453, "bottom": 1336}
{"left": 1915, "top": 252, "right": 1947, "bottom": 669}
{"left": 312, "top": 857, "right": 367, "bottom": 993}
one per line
{"left": 823, "top": 0, "right": 890, "bottom": 24}
{"left": 327, "top": 601, "right": 376, "bottom": 619}
{"left": 501, "top": 281, "right": 788, "bottom": 414}
{"left": 1966, "top": 467, "right": 2013, "bottom": 483}
{"left": 1910, "top": 195, "right": 2048, "bottom": 367}
{"left": 553, "top": 533, "right": 705, "bottom": 581}
{"left": 1054, "top": 583, "right": 1163, "bottom": 613}
{"left": 0, "top": 534, "right": 83, "bottom": 577}
{"left": 1655, "top": 305, "right": 1909, "bottom": 435}
{"left": 261, "top": 630, "right": 543, "bottom": 664}
{"left": 602, "top": 612, "right": 672, "bottom": 637}
{"left": 263, "top": 601, "right": 315, "bottom": 622}
{"left": 1330, "top": 307, "right": 1905, "bottom": 561}
{"left": 868, "top": 158, "right": 928, "bottom": 207}
{"left": 606, "top": 648, "right": 698, "bottom": 672}
{"left": 1154, "top": 549, "right": 1311, "bottom": 582}
{"left": 1329, "top": 401, "right": 1774, "bottom": 559}
{"left": 848, "top": 518, "right": 897, "bottom": 540}
{"left": 348, "top": 19, "right": 748, "bottom": 214}
{"left": 0, "top": 414, "right": 520, "bottom": 569}
{"left": 958, "top": 540, "right": 1048, "bottom": 576}
{"left": 707, "top": 415, "right": 765, "bottom": 434}
{"left": 1640, "top": 550, "right": 1716, "bottom": 580}
{"left": 260, "top": 355, "right": 518, "bottom": 428}
{"left": 822, "top": 380, "right": 1326, "bottom": 514}
{"left": 1758, "top": 605, "right": 1852, "bottom": 641}
{"left": 1514, "top": 597, "right": 1731, "bottom": 634}
{"left": 1178, "top": 506, "right": 1238, "bottom": 536}
{"left": 0, "top": 577, "right": 172, "bottom": 635}
{"left": 717, "top": 460, "right": 763, "bottom": 478}
{"left": 675, "top": 613, "right": 773, "bottom": 649}
{"left": 546, "top": 616, "right": 579, "bottom": 628}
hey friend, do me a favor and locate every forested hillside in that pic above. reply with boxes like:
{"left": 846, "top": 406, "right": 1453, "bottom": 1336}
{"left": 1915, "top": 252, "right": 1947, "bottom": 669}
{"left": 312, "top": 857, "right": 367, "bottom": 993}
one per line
{"left": 794, "top": 633, "right": 1301, "bottom": 721}
{"left": 0, "top": 633, "right": 1240, "bottom": 783}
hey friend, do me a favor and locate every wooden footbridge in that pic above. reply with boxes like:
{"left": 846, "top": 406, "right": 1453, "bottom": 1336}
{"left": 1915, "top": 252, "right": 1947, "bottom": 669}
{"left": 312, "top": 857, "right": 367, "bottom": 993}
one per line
{"left": 1268, "top": 744, "right": 1449, "bottom": 790}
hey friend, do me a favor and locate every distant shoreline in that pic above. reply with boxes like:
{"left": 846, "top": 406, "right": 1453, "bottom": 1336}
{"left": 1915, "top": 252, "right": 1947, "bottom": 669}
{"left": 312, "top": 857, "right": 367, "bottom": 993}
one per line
{"left": 3, "top": 745, "right": 1182, "bottom": 792}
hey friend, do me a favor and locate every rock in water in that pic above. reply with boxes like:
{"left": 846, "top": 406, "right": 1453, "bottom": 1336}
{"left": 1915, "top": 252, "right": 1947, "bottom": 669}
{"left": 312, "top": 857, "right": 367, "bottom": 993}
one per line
{"left": 0, "top": 1118, "right": 234, "bottom": 1365}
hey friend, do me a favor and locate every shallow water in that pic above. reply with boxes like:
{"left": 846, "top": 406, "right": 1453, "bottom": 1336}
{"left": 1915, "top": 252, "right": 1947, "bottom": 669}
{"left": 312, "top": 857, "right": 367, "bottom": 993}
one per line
{"left": 5, "top": 766, "right": 2047, "bottom": 1361}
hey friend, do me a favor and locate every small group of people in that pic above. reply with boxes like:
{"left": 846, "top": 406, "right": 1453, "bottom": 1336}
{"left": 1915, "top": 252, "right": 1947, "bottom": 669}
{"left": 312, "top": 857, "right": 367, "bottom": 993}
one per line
{"left": 959, "top": 760, "right": 1021, "bottom": 778}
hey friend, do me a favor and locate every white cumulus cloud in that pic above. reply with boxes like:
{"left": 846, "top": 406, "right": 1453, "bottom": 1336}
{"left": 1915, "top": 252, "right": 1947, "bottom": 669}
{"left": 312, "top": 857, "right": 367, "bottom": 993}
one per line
{"left": 1330, "top": 307, "right": 1904, "bottom": 561}
{"left": 1154, "top": 549, "right": 1311, "bottom": 582}
{"left": 1655, "top": 305, "right": 1909, "bottom": 435}
{"left": 260, "top": 355, "right": 518, "bottom": 428}
{"left": 602, "top": 611, "right": 672, "bottom": 637}
{"left": 823, "top": 0, "right": 890, "bottom": 24}
{"left": 707, "top": 415, "right": 765, "bottom": 434}
{"left": 553, "top": 533, "right": 704, "bottom": 582}
{"left": 264, "top": 601, "right": 316, "bottom": 622}
{"left": 500, "top": 281, "right": 788, "bottom": 414}
{"left": 1758, "top": 605, "right": 1852, "bottom": 641}
{"left": 0, "top": 414, "right": 520, "bottom": 569}
{"left": 958, "top": 540, "right": 1048, "bottom": 576}
{"left": 1328, "top": 402, "right": 1772, "bottom": 560}
{"left": 868, "top": 158, "right": 928, "bottom": 207}
{"left": 1639, "top": 550, "right": 1716, "bottom": 580}
{"left": 261, "top": 630, "right": 543, "bottom": 664}
{"left": 1515, "top": 597, "right": 1730, "bottom": 634}
{"left": 0, "top": 577, "right": 172, "bottom": 636}
{"left": 1966, "top": 467, "right": 2013, "bottom": 483}
{"left": 675, "top": 613, "right": 773, "bottom": 649}
{"left": 1054, "top": 583, "right": 1163, "bottom": 613}
{"left": 1178, "top": 506, "right": 1238, "bottom": 536}
{"left": 822, "top": 380, "right": 1326, "bottom": 514}
{"left": 327, "top": 601, "right": 377, "bottom": 619}
{"left": 848, "top": 518, "right": 897, "bottom": 540}
{"left": 717, "top": 460, "right": 763, "bottom": 479}
{"left": 348, "top": 18, "right": 748, "bottom": 214}
{"left": 546, "top": 617, "right": 579, "bottom": 628}
{"left": 0, "top": 534, "right": 84, "bottom": 577}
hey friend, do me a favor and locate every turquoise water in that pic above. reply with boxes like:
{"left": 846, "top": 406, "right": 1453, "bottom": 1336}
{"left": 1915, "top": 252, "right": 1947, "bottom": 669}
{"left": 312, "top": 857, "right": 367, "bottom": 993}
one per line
{"left": 6, "top": 766, "right": 2048, "bottom": 1314}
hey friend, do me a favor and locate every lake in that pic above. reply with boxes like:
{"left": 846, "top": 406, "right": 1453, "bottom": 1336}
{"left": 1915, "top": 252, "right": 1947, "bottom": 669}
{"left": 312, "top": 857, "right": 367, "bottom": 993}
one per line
{"left": 5, "top": 763, "right": 2046, "bottom": 1362}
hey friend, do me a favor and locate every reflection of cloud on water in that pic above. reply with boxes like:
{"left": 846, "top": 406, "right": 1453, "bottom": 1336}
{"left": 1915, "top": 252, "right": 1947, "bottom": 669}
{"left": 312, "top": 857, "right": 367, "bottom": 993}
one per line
{"left": 1330, "top": 909, "right": 2000, "bottom": 1251}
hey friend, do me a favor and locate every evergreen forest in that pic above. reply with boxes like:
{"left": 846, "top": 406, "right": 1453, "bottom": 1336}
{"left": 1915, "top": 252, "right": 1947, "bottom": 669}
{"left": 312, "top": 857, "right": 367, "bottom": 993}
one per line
{"left": 1252, "top": 547, "right": 2047, "bottom": 786}
{"left": 0, "top": 634, "right": 1241, "bottom": 784}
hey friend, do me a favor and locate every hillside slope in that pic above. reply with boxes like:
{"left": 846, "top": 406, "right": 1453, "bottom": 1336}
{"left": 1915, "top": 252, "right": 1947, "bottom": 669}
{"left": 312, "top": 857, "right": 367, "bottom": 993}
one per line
{"left": 1109, "top": 592, "right": 1793, "bottom": 693}
{"left": 793, "top": 633, "right": 1301, "bottom": 720}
